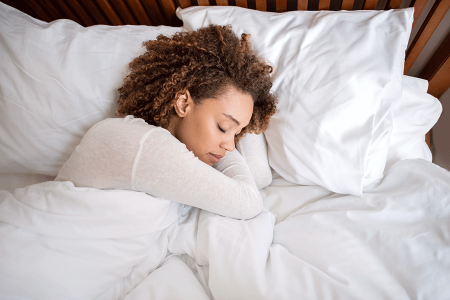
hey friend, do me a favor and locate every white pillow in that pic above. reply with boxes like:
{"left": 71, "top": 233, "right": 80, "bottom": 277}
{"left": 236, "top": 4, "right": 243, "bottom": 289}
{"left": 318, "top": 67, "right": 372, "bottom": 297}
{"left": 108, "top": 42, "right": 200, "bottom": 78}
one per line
{"left": 177, "top": 6, "right": 413, "bottom": 196}
{"left": 0, "top": 2, "right": 181, "bottom": 176}
{"left": 384, "top": 75, "right": 442, "bottom": 173}
{"left": 236, "top": 76, "right": 442, "bottom": 190}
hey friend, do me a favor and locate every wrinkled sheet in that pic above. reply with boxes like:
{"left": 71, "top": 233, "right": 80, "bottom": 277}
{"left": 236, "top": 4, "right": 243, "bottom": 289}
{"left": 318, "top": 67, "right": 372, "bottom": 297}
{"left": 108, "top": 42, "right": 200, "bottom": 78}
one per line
{"left": 1, "top": 159, "right": 449, "bottom": 299}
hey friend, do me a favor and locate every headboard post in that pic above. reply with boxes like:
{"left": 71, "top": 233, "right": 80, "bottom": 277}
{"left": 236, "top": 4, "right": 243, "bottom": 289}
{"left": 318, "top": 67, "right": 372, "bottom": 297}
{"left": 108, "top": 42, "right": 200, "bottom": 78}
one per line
{"left": 404, "top": 0, "right": 450, "bottom": 74}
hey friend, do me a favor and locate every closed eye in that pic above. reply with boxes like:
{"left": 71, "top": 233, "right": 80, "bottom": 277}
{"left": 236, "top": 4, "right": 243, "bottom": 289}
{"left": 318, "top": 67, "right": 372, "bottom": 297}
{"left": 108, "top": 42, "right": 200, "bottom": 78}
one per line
{"left": 218, "top": 124, "right": 239, "bottom": 137}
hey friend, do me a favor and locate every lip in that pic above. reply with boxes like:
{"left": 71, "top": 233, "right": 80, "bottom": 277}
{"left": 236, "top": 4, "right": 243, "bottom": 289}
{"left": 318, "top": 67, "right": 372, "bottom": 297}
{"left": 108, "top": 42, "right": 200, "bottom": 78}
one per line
{"left": 209, "top": 153, "right": 223, "bottom": 163}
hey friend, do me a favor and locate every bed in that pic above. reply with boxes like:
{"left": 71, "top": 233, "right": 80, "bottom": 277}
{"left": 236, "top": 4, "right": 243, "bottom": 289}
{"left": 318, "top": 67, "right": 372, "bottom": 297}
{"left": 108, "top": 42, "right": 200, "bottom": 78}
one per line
{"left": 0, "top": 0, "right": 449, "bottom": 299}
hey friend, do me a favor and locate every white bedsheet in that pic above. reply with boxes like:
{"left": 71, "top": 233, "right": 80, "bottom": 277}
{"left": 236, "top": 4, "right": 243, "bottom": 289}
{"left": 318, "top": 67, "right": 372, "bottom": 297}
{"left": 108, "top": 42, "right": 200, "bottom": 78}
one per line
{"left": 1, "top": 159, "right": 449, "bottom": 299}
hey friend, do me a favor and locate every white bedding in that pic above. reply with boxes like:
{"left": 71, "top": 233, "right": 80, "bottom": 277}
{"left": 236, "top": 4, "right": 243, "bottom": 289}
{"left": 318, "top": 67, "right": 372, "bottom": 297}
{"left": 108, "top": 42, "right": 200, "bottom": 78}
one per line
{"left": 1, "top": 3, "right": 448, "bottom": 299}
{"left": 1, "top": 158, "right": 449, "bottom": 299}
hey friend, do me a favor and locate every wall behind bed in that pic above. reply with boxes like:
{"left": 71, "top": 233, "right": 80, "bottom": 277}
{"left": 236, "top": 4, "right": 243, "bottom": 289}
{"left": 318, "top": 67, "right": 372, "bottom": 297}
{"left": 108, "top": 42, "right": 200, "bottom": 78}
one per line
{"left": 1, "top": 0, "right": 449, "bottom": 170}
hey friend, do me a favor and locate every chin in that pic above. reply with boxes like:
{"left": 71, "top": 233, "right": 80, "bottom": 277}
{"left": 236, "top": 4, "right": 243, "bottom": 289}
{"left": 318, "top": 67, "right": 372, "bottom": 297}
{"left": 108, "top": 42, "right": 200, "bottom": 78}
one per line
{"left": 199, "top": 156, "right": 214, "bottom": 167}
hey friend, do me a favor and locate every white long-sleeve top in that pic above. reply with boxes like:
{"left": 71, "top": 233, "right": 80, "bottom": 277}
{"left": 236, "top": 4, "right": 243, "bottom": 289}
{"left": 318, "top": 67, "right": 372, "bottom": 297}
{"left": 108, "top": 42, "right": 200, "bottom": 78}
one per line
{"left": 55, "top": 115, "right": 263, "bottom": 220}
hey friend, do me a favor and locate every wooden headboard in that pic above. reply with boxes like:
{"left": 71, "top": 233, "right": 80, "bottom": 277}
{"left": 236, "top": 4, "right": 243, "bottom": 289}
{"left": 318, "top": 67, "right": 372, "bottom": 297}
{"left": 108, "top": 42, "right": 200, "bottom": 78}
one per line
{"left": 2, "top": 0, "right": 449, "bottom": 148}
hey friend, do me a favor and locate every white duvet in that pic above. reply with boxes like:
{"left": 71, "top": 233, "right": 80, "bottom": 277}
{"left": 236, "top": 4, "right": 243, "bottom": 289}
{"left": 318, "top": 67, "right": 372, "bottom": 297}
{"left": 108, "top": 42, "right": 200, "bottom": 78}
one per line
{"left": 1, "top": 159, "right": 449, "bottom": 300}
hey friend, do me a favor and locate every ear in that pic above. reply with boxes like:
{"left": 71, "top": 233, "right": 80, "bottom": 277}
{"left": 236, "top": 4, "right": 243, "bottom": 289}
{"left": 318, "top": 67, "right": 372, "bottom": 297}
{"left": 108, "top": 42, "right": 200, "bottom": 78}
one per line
{"left": 173, "top": 90, "right": 193, "bottom": 118}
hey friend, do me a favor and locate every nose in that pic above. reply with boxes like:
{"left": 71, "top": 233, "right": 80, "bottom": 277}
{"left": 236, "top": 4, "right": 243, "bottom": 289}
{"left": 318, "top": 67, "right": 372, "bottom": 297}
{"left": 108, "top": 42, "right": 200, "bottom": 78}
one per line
{"left": 220, "top": 135, "right": 235, "bottom": 152}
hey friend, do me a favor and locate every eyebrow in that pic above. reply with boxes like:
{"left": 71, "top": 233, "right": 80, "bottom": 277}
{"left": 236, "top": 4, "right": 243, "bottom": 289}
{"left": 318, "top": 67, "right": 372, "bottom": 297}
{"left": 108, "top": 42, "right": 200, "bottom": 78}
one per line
{"left": 223, "top": 113, "right": 240, "bottom": 126}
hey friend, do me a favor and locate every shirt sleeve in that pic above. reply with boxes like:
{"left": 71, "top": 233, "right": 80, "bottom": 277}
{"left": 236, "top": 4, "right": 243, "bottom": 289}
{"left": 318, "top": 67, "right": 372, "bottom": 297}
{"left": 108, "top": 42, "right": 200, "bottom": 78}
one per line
{"left": 133, "top": 124, "right": 263, "bottom": 220}
{"left": 56, "top": 116, "right": 263, "bottom": 220}
{"left": 235, "top": 132, "right": 273, "bottom": 189}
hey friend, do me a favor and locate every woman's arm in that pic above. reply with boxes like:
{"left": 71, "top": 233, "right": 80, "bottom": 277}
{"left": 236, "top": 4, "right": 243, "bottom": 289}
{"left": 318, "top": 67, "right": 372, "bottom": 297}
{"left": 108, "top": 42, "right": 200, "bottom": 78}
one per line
{"left": 235, "top": 132, "right": 273, "bottom": 189}
{"left": 133, "top": 125, "right": 263, "bottom": 220}
{"left": 56, "top": 117, "right": 263, "bottom": 220}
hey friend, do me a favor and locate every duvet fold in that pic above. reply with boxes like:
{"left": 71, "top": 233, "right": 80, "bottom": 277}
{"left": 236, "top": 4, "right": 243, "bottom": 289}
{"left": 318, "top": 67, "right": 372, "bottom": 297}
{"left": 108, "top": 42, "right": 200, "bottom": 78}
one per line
{"left": 0, "top": 159, "right": 449, "bottom": 300}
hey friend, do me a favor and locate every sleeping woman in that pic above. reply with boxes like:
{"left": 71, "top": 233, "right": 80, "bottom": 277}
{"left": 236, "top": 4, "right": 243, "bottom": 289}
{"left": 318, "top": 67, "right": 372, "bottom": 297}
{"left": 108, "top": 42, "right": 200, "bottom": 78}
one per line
{"left": 55, "top": 24, "right": 278, "bottom": 220}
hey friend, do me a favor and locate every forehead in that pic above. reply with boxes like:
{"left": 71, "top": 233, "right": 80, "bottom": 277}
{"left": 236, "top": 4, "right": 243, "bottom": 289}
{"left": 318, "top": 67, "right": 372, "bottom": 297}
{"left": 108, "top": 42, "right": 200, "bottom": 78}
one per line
{"left": 201, "top": 87, "right": 253, "bottom": 124}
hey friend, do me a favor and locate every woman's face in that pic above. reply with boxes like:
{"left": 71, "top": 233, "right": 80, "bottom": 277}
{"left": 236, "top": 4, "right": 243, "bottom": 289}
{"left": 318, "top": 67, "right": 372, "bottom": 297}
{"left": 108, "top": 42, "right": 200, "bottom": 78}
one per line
{"left": 168, "top": 85, "right": 253, "bottom": 166}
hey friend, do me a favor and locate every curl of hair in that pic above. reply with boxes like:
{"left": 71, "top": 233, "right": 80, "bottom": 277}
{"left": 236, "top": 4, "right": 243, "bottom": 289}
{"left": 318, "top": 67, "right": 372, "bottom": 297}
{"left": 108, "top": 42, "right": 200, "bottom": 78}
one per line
{"left": 116, "top": 24, "right": 278, "bottom": 143}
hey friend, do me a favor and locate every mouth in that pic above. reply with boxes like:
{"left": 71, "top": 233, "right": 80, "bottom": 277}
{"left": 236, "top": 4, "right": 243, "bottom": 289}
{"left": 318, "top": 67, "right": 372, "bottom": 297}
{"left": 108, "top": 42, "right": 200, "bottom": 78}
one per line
{"left": 209, "top": 153, "right": 223, "bottom": 163}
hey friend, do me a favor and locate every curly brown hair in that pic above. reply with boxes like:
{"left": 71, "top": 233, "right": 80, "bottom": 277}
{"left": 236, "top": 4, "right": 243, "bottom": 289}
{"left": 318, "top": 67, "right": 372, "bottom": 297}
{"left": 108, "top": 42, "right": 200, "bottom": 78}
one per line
{"left": 116, "top": 24, "right": 278, "bottom": 142}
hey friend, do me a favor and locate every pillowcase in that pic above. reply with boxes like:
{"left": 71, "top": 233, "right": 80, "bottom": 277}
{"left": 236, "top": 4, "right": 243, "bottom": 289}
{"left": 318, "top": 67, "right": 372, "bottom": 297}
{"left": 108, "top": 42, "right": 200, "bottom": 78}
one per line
{"left": 236, "top": 75, "right": 442, "bottom": 190}
{"left": 177, "top": 6, "right": 414, "bottom": 196}
{"left": 0, "top": 2, "right": 181, "bottom": 176}
{"left": 384, "top": 75, "right": 442, "bottom": 173}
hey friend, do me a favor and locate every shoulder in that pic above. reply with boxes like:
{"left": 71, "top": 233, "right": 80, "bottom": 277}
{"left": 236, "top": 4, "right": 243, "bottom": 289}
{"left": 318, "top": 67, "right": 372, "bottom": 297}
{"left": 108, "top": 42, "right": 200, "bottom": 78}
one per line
{"left": 87, "top": 115, "right": 170, "bottom": 140}
{"left": 92, "top": 115, "right": 156, "bottom": 132}
{"left": 93, "top": 115, "right": 189, "bottom": 153}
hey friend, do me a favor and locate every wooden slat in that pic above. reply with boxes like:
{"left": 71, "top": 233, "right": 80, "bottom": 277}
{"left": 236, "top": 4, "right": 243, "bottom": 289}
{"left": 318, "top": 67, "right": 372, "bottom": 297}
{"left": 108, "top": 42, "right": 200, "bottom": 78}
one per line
{"left": 216, "top": 0, "right": 229, "bottom": 5}
{"left": 159, "top": 0, "right": 179, "bottom": 26}
{"left": 8, "top": 1, "right": 42, "bottom": 20}
{"left": 109, "top": 0, "right": 138, "bottom": 24}
{"left": 351, "top": 0, "right": 364, "bottom": 9}
{"left": 340, "top": 0, "right": 354, "bottom": 9}
{"left": 52, "top": 0, "right": 83, "bottom": 25}
{"left": 385, "top": 0, "right": 403, "bottom": 9}
{"left": 256, "top": 0, "right": 268, "bottom": 10}
{"left": 126, "top": 0, "right": 153, "bottom": 25}
{"left": 375, "top": 0, "right": 389, "bottom": 9}
{"left": 277, "top": 0, "right": 288, "bottom": 11}
{"left": 197, "top": 0, "right": 210, "bottom": 5}
{"left": 178, "top": 0, "right": 193, "bottom": 8}
{"left": 400, "top": 0, "right": 413, "bottom": 7}
{"left": 405, "top": 0, "right": 450, "bottom": 74}
{"left": 78, "top": 0, "right": 109, "bottom": 24}
{"left": 318, "top": 0, "right": 331, "bottom": 9}
{"left": 141, "top": 0, "right": 166, "bottom": 25}
{"left": 425, "top": 50, "right": 450, "bottom": 98}
{"left": 363, "top": 0, "right": 377, "bottom": 9}
{"left": 23, "top": 0, "right": 53, "bottom": 22}
{"left": 420, "top": 29, "right": 450, "bottom": 81}
{"left": 32, "top": 0, "right": 61, "bottom": 20}
{"left": 64, "top": 0, "right": 96, "bottom": 26}
{"left": 93, "top": 0, "right": 122, "bottom": 24}
{"left": 236, "top": 0, "right": 249, "bottom": 7}
{"left": 296, "top": 0, "right": 308, "bottom": 9}
{"left": 411, "top": 0, "right": 428, "bottom": 29}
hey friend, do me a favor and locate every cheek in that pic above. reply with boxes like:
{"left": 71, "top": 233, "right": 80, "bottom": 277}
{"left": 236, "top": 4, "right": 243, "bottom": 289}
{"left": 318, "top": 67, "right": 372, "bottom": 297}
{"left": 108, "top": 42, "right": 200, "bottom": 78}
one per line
{"left": 184, "top": 114, "right": 218, "bottom": 154}
{"left": 200, "top": 119, "right": 219, "bottom": 147}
